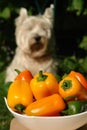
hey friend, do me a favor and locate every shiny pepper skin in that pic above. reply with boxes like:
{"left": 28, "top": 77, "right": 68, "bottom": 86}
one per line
{"left": 7, "top": 80, "right": 33, "bottom": 112}
{"left": 58, "top": 76, "right": 83, "bottom": 99}
{"left": 68, "top": 71, "right": 87, "bottom": 100}
{"left": 30, "top": 71, "right": 59, "bottom": 100}
{"left": 15, "top": 69, "right": 33, "bottom": 83}
{"left": 68, "top": 71, "right": 87, "bottom": 90}
{"left": 25, "top": 94, "right": 66, "bottom": 116}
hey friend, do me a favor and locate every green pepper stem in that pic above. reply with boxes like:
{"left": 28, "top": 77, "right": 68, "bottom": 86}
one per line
{"left": 15, "top": 104, "right": 25, "bottom": 113}
{"left": 37, "top": 70, "right": 48, "bottom": 81}
{"left": 62, "top": 80, "right": 72, "bottom": 91}
{"left": 15, "top": 69, "right": 21, "bottom": 75}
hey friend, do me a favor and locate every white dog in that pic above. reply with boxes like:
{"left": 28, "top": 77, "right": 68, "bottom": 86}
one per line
{"left": 5, "top": 4, "right": 58, "bottom": 82}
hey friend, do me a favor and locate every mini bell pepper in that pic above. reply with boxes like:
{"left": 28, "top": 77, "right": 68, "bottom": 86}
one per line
{"left": 68, "top": 70, "right": 87, "bottom": 90}
{"left": 58, "top": 76, "right": 84, "bottom": 99}
{"left": 7, "top": 80, "right": 33, "bottom": 112}
{"left": 30, "top": 71, "right": 59, "bottom": 100}
{"left": 61, "top": 100, "right": 87, "bottom": 115}
{"left": 15, "top": 69, "right": 33, "bottom": 83}
{"left": 25, "top": 94, "right": 66, "bottom": 116}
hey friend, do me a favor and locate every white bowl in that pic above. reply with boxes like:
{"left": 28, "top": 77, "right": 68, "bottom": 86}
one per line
{"left": 5, "top": 98, "right": 87, "bottom": 130}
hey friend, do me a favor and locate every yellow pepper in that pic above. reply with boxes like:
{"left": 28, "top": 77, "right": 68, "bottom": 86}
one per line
{"left": 25, "top": 94, "right": 66, "bottom": 116}
{"left": 58, "top": 76, "right": 83, "bottom": 99}
{"left": 30, "top": 71, "right": 59, "bottom": 100}
{"left": 7, "top": 80, "right": 33, "bottom": 112}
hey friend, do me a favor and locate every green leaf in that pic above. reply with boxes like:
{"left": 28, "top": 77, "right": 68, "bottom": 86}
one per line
{"left": 79, "top": 36, "right": 87, "bottom": 51}
{"left": 83, "top": 8, "right": 87, "bottom": 15}
{"left": 28, "top": 7, "right": 33, "bottom": 15}
{"left": 0, "top": 7, "right": 11, "bottom": 19}
{"left": 67, "top": 0, "right": 84, "bottom": 15}
{"left": 72, "top": 0, "right": 83, "bottom": 10}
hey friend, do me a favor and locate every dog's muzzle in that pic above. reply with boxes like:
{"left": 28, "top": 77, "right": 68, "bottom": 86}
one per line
{"left": 35, "top": 36, "right": 41, "bottom": 42}
{"left": 30, "top": 36, "right": 44, "bottom": 52}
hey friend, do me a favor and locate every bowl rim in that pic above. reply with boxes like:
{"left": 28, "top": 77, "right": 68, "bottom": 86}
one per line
{"left": 4, "top": 97, "right": 87, "bottom": 119}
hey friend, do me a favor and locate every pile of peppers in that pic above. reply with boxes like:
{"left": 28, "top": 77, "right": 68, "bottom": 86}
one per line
{"left": 6, "top": 69, "right": 87, "bottom": 116}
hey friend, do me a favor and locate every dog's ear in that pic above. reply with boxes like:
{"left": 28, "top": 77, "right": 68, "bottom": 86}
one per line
{"left": 43, "top": 4, "right": 54, "bottom": 23}
{"left": 15, "top": 8, "right": 28, "bottom": 26}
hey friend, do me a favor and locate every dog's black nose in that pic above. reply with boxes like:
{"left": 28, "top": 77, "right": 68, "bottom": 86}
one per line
{"left": 35, "top": 36, "right": 41, "bottom": 41}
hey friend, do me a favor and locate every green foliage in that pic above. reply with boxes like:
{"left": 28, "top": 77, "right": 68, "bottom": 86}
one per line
{"left": 79, "top": 57, "right": 87, "bottom": 75}
{"left": 0, "top": 71, "right": 13, "bottom": 130}
{"left": 0, "top": 7, "right": 11, "bottom": 19}
{"left": 67, "top": 0, "right": 84, "bottom": 15}
{"left": 67, "top": 0, "right": 87, "bottom": 15}
{"left": 79, "top": 36, "right": 87, "bottom": 51}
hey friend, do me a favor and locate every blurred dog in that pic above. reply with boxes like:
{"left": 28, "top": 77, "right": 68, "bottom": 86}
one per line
{"left": 5, "top": 4, "right": 58, "bottom": 82}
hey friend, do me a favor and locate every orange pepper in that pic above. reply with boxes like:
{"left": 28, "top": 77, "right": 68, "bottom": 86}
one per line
{"left": 30, "top": 71, "right": 59, "bottom": 100}
{"left": 58, "top": 76, "right": 86, "bottom": 99}
{"left": 15, "top": 69, "right": 33, "bottom": 83}
{"left": 25, "top": 94, "right": 66, "bottom": 116}
{"left": 7, "top": 80, "right": 33, "bottom": 112}
{"left": 68, "top": 70, "right": 87, "bottom": 90}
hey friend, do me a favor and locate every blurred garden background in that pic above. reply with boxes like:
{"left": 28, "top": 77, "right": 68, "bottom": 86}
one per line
{"left": 0, "top": 0, "right": 87, "bottom": 130}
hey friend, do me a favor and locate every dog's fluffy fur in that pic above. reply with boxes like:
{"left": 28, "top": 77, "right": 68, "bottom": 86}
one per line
{"left": 5, "top": 4, "right": 58, "bottom": 82}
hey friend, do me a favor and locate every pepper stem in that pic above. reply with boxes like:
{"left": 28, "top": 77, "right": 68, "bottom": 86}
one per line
{"left": 62, "top": 80, "right": 72, "bottom": 91}
{"left": 37, "top": 70, "right": 48, "bottom": 81}
{"left": 15, "top": 69, "right": 21, "bottom": 75}
{"left": 15, "top": 104, "right": 25, "bottom": 113}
